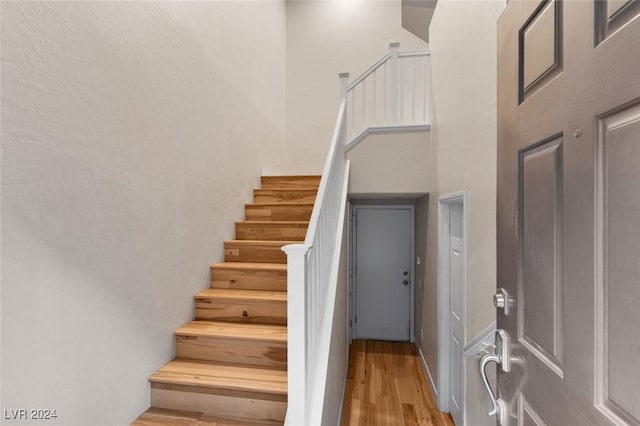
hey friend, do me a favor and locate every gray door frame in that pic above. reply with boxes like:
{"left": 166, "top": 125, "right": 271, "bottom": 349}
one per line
{"left": 437, "top": 192, "right": 467, "bottom": 413}
{"left": 349, "top": 204, "right": 416, "bottom": 343}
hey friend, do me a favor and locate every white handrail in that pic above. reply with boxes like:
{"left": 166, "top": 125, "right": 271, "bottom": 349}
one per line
{"left": 304, "top": 100, "right": 346, "bottom": 245}
{"left": 342, "top": 42, "right": 431, "bottom": 148}
{"left": 283, "top": 99, "right": 350, "bottom": 426}
{"left": 347, "top": 52, "right": 391, "bottom": 91}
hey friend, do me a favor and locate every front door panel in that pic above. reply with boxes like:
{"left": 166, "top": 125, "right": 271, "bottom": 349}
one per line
{"left": 354, "top": 207, "right": 412, "bottom": 341}
{"left": 497, "top": 1, "right": 640, "bottom": 425}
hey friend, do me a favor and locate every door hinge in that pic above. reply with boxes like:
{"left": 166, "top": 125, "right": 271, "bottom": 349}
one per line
{"left": 349, "top": 320, "right": 353, "bottom": 328}
{"left": 355, "top": 315, "right": 358, "bottom": 323}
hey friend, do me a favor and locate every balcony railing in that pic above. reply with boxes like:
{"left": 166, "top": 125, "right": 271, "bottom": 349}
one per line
{"left": 341, "top": 42, "right": 431, "bottom": 150}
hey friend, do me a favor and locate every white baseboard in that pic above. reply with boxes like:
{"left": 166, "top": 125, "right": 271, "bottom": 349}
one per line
{"left": 415, "top": 343, "right": 438, "bottom": 400}
{"left": 336, "top": 361, "right": 348, "bottom": 425}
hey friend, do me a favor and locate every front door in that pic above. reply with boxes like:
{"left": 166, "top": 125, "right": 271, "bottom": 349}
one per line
{"left": 497, "top": 1, "right": 640, "bottom": 425}
{"left": 353, "top": 206, "right": 413, "bottom": 341}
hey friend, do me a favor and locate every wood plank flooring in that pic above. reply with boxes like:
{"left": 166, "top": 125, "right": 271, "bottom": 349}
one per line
{"left": 341, "top": 340, "right": 454, "bottom": 426}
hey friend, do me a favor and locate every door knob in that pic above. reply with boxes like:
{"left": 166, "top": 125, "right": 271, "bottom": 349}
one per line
{"left": 402, "top": 280, "right": 409, "bottom": 285}
{"left": 480, "top": 353, "right": 507, "bottom": 424}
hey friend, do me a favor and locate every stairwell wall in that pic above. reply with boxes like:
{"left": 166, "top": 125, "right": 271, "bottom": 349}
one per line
{"left": 416, "top": 0, "right": 505, "bottom": 423}
{"left": 284, "top": 0, "right": 428, "bottom": 173}
{"left": 1, "top": 2, "right": 286, "bottom": 425}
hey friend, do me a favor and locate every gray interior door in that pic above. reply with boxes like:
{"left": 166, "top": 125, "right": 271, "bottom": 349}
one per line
{"left": 354, "top": 206, "right": 412, "bottom": 341}
{"left": 497, "top": 1, "right": 640, "bottom": 425}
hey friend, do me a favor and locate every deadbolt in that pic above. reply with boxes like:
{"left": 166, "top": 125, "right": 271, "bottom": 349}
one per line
{"left": 493, "top": 288, "right": 510, "bottom": 315}
{"left": 403, "top": 271, "right": 408, "bottom": 276}
{"left": 493, "top": 293, "right": 505, "bottom": 309}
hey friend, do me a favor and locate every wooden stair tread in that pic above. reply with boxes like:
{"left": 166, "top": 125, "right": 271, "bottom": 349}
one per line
{"left": 247, "top": 201, "right": 315, "bottom": 207}
{"left": 211, "top": 262, "right": 287, "bottom": 271}
{"left": 254, "top": 189, "right": 317, "bottom": 193}
{"left": 260, "top": 175, "right": 321, "bottom": 190}
{"left": 149, "top": 360, "right": 287, "bottom": 395}
{"left": 225, "top": 240, "right": 298, "bottom": 246}
{"left": 236, "top": 220, "right": 310, "bottom": 225}
{"left": 133, "top": 408, "right": 285, "bottom": 426}
{"left": 245, "top": 202, "right": 315, "bottom": 207}
{"left": 261, "top": 174, "right": 320, "bottom": 179}
{"left": 195, "top": 288, "right": 287, "bottom": 302}
{"left": 175, "top": 321, "right": 287, "bottom": 342}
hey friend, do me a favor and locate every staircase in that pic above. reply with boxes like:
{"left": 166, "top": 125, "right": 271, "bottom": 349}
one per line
{"left": 134, "top": 175, "right": 320, "bottom": 425}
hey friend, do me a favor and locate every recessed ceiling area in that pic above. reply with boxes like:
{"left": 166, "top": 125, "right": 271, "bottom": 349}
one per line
{"left": 402, "top": 0, "right": 437, "bottom": 43}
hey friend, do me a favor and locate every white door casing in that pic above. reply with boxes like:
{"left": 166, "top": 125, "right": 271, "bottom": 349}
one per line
{"left": 353, "top": 205, "right": 414, "bottom": 342}
{"left": 437, "top": 192, "right": 467, "bottom": 422}
{"left": 449, "top": 201, "right": 465, "bottom": 425}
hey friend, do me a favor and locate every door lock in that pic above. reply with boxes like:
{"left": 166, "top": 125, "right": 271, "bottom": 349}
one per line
{"left": 493, "top": 288, "right": 511, "bottom": 315}
{"left": 402, "top": 280, "right": 409, "bottom": 285}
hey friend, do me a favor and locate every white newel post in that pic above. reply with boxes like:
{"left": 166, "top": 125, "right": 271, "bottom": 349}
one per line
{"left": 389, "top": 42, "right": 400, "bottom": 125}
{"left": 339, "top": 72, "right": 350, "bottom": 100}
{"left": 282, "top": 243, "right": 311, "bottom": 426}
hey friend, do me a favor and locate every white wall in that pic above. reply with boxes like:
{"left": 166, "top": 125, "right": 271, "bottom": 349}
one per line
{"left": 347, "top": 130, "right": 435, "bottom": 194}
{"left": 1, "top": 2, "right": 286, "bottom": 425}
{"left": 285, "top": 0, "right": 428, "bottom": 173}
{"left": 415, "top": 0, "right": 505, "bottom": 421}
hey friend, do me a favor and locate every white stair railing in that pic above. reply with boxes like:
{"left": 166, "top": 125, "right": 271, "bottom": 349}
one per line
{"left": 342, "top": 42, "right": 431, "bottom": 149}
{"left": 283, "top": 99, "right": 350, "bottom": 426}
{"left": 283, "top": 43, "right": 430, "bottom": 426}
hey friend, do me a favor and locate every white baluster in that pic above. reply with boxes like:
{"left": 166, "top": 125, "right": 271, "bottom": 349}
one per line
{"left": 383, "top": 61, "right": 388, "bottom": 126}
{"left": 362, "top": 79, "right": 366, "bottom": 133}
{"left": 399, "top": 56, "right": 404, "bottom": 125}
{"left": 372, "top": 70, "right": 377, "bottom": 127}
{"left": 389, "top": 42, "right": 400, "bottom": 125}
{"left": 423, "top": 56, "right": 428, "bottom": 124}
{"left": 412, "top": 58, "right": 416, "bottom": 124}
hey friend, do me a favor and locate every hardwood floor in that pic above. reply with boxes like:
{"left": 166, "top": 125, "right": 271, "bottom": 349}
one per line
{"left": 341, "top": 340, "right": 454, "bottom": 426}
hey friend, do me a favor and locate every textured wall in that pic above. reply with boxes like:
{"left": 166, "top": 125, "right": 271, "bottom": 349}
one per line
{"left": 416, "top": 0, "right": 505, "bottom": 421}
{"left": 285, "top": 0, "right": 427, "bottom": 173}
{"left": 1, "top": 2, "right": 286, "bottom": 424}
{"left": 347, "top": 130, "right": 435, "bottom": 195}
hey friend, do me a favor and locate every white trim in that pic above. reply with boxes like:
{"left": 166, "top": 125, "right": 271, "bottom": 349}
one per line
{"left": 437, "top": 192, "right": 468, "bottom": 414}
{"left": 307, "top": 162, "right": 351, "bottom": 425}
{"left": 416, "top": 343, "right": 439, "bottom": 400}
{"left": 398, "top": 51, "right": 431, "bottom": 58}
{"left": 336, "top": 355, "right": 349, "bottom": 426}
{"left": 463, "top": 321, "right": 497, "bottom": 359}
{"left": 344, "top": 125, "right": 431, "bottom": 153}
{"left": 351, "top": 204, "right": 415, "bottom": 342}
